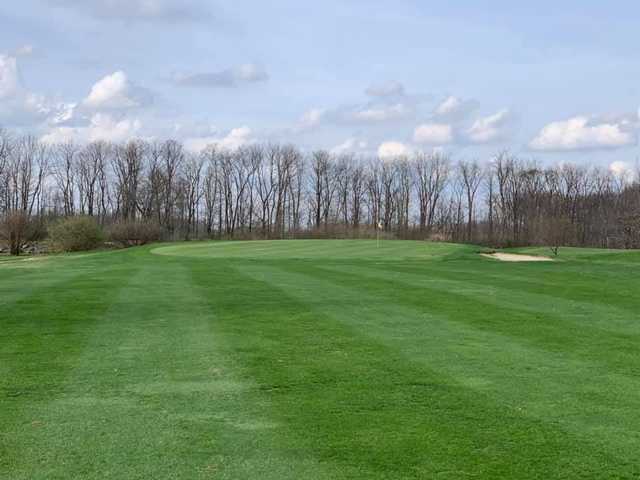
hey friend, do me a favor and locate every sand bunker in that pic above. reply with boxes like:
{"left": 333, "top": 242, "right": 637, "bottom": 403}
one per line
{"left": 481, "top": 252, "right": 553, "bottom": 262}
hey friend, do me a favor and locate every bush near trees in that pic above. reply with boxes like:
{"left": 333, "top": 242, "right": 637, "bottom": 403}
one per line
{"left": 107, "top": 220, "right": 162, "bottom": 247}
{"left": 48, "top": 216, "right": 104, "bottom": 252}
{"left": 0, "top": 211, "right": 31, "bottom": 255}
{"left": 0, "top": 211, "right": 46, "bottom": 255}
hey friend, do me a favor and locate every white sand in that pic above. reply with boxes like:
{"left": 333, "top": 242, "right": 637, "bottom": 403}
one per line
{"left": 481, "top": 252, "right": 554, "bottom": 262}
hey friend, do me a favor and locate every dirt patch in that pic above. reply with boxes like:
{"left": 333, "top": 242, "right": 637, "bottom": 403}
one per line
{"left": 481, "top": 252, "right": 553, "bottom": 262}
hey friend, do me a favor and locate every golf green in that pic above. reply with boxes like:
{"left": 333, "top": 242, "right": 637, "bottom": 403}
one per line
{"left": 2, "top": 240, "right": 639, "bottom": 479}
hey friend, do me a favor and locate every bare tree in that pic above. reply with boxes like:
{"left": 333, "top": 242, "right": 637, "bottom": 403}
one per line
{"left": 183, "top": 155, "right": 204, "bottom": 239}
{"left": 349, "top": 160, "right": 366, "bottom": 229}
{"left": 414, "top": 152, "right": 449, "bottom": 234}
{"left": 202, "top": 147, "right": 220, "bottom": 235}
{"left": 52, "top": 142, "right": 77, "bottom": 216}
{"left": 112, "top": 140, "right": 145, "bottom": 221}
{"left": 6, "top": 136, "right": 48, "bottom": 215}
{"left": 459, "top": 159, "right": 483, "bottom": 242}
{"left": 0, "top": 129, "right": 13, "bottom": 214}
{"left": 160, "top": 140, "right": 184, "bottom": 231}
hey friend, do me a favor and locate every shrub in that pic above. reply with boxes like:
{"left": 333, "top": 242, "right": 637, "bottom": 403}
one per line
{"left": 0, "top": 211, "right": 47, "bottom": 255}
{"left": 107, "top": 220, "right": 162, "bottom": 246}
{"left": 48, "top": 216, "right": 104, "bottom": 252}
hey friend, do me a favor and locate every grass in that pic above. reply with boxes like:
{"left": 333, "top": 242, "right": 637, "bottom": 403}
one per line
{"left": 2, "top": 239, "right": 640, "bottom": 479}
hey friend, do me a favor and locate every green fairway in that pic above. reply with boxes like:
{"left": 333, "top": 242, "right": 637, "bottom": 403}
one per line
{"left": 2, "top": 240, "right": 640, "bottom": 479}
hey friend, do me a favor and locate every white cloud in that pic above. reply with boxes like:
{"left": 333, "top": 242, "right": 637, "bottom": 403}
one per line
{"left": 296, "top": 89, "right": 419, "bottom": 131}
{"left": 184, "top": 126, "right": 253, "bottom": 152}
{"left": 365, "top": 81, "right": 405, "bottom": 98}
{"left": 377, "top": 141, "right": 410, "bottom": 159}
{"left": 218, "top": 126, "right": 253, "bottom": 150}
{"left": 88, "top": 113, "right": 142, "bottom": 142}
{"left": 171, "top": 120, "right": 218, "bottom": 139}
{"left": 412, "top": 106, "right": 512, "bottom": 147}
{"left": 433, "top": 96, "right": 478, "bottom": 122}
{"left": 466, "top": 109, "right": 512, "bottom": 143}
{"left": 413, "top": 123, "right": 453, "bottom": 145}
{"left": 530, "top": 115, "right": 637, "bottom": 151}
{"left": 298, "top": 102, "right": 412, "bottom": 129}
{"left": 350, "top": 103, "right": 411, "bottom": 123}
{"left": 174, "top": 64, "right": 268, "bottom": 88}
{"left": 434, "top": 96, "right": 460, "bottom": 116}
{"left": 184, "top": 136, "right": 217, "bottom": 152}
{"left": 41, "top": 126, "right": 77, "bottom": 144}
{"left": 235, "top": 64, "right": 267, "bottom": 82}
{"left": 609, "top": 161, "right": 636, "bottom": 182}
{"left": 0, "top": 53, "right": 76, "bottom": 127}
{"left": 48, "top": 102, "right": 79, "bottom": 126}
{"left": 330, "top": 137, "right": 368, "bottom": 155}
{"left": 23, "top": 93, "right": 54, "bottom": 118}
{"left": 41, "top": 113, "right": 142, "bottom": 144}
{"left": 297, "top": 108, "right": 326, "bottom": 130}
{"left": 83, "top": 71, "right": 151, "bottom": 110}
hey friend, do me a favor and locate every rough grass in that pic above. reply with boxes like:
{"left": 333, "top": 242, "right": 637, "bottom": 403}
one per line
{"left": 2, "top": 240, "right": 640, "bottom": 479}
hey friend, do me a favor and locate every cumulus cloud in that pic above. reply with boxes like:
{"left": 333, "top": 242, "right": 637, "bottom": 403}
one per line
{"left": 297, "top": 108, "right": 326, "bottom": 130}
{"left": 330, "top": 137, "right": 368, "bottom": 155}
{"left": 530, "top": 115, "right": 637, "bottom": 151}
{"left": 294, "top": 80, "right": 429, "bottom": 132}
{"left": 413, "top": 123, "right": 454, "bottom": 145}
{"left": 298, "top": 102, "right": 414, "bottom": 130}
{"left": 0, "top": 53, "right": 76, "bottom": 127}
{"left": 48, "top": 102, "right": 79, "bottom": 126}
{"left": 350, "top": 103, "right": 412, "bottom": 123}
{"left": 83, "top": 71, "right": 152, "bottom": 110}
{"left": 41, "top": 113, "right": 143, "bottom": 144}
{"left": 51, "top": 0, "right": 211, "bottom": 23}
{"left": 365, "top": 81, "right": 405, "bottom": 98}
{"left": 217, "top": 126, "right": 253, "bottom": 150}
{"left": 88, "top": 113, "right": 142, "bottom": 142}
{"left": 41, "top": 126, "right": 76, "bottom": 144}
{"left": 174, "top": 64, "right": 268, "bottom": 88}
{"left": 408, "top": 96, "right": 511, "bottom": 147}
{"left": 466, "top": 109, "right": 512, "bottom": 144}
{"left": 170, "top": 120, "right": 218, "bottom": 139}
{"left": 184, "top": 126, "right": 253, "bottom": 152}
{"left": 377, "top": 141, "right": 410, "bottom": 159}
{"left": 609, "top": 160, "right": 636, "bottom": 182}
{"left": 433, "top": 96, "right": 479, "bottom": 122}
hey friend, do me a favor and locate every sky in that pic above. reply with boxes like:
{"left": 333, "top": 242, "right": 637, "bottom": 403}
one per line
{"left": 0, "top": 0, "right": 639, "bottom": 171}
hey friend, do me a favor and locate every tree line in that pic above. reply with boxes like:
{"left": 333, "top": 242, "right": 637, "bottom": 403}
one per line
{"left": 1, "top": 128, "right": 639, "bottom": 254}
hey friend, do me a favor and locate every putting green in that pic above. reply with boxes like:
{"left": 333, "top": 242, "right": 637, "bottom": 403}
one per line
{"left": 152, "top": 239, "right": 473, "bottom": 260}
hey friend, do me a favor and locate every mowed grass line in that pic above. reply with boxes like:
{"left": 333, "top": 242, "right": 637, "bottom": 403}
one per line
{"left": 228, "top": 259, "right": 639, "bottom": 476}
{"left": 312, "top": 261, "right": 640, "bottom": 365}
{"left": 1, "top": 254, "right": 141, "bottom": 477}
{"left": 190, "top": 258, "right": 534, "bottom": 478}
{"left": 1, "top": 251, "right": 350, "bottom": 479}
{"left": 2, "top": 240, "right": 640, "bottom": 478}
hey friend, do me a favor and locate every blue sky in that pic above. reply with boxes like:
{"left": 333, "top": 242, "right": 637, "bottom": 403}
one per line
{"left": 1, "top": 0, "right": 639, "bottom": 169}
